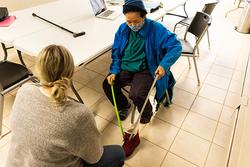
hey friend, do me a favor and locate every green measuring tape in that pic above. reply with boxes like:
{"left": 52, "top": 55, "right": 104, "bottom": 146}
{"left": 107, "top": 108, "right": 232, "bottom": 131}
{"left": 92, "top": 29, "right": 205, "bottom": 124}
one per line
{"left": 111, "top": 84, "right": 124, "bottom": 137}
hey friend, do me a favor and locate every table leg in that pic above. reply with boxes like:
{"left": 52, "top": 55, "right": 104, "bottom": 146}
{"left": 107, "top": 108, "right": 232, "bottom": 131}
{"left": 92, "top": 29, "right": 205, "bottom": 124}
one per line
{"left": 1, "top": 43, "right": 14, "bottom": 60}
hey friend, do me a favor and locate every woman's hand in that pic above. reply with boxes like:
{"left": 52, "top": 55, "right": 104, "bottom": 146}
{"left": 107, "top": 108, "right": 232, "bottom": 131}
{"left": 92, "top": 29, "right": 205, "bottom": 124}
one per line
{"left": 107, "top": 74, "right": 116, "bottom": 85}
{"left": 155, "top": 66, "right": 166, "bottom": 78}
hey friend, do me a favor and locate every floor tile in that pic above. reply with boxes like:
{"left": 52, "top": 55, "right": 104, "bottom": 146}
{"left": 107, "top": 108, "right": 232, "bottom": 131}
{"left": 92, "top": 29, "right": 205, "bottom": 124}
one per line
{"left": 0, "top": 143, "right": 10, "bottom": 167}
{"left": 141, "top": 118, "right": 179, "bottom": 150}
{"left": 86, "top": 74, "right": 106, "bottom": 94}
{"left": 229, "top": 80, "right": 243, "bottom": 94}
{"left": 161, "top": 152, "right": 197, "bottom": 167}
{"left": 98, "top": 50, "right": 112, "bottom": 64}
{"left": 219, "top": 106, "right": 236, "bottom": 126}
{"left": 197, "top": 56, "right": 214, "bottom": 72}
{"left": 205, "top": 73, "right": 230, "bottom": 90}
{"left": 72, "top": 68, "right": 99, "bottom": 85}
{"left": 72, "top": 81, "right": 85, "bottom": 90}
{"left": 170, "top": 130, "right": 210, "bottom": 167}
{"left": 191, "top": 96, "right": 222, "bottom": 120}
{"left": 101, "top": 123, "right": 124, "bottom": 146}
{"left": 3, "top": 95, "right": 15, "bottom": 119}
{"left": 235, "top": 56, "right": 248, "bottom": 71}
{"left": 90, "top": 97, "right": 115, "bottom": 121}
{"left": 182, "top": 112, "right": 217, "bottom": 141}
{"left": 94, "top": 115, "right": 109, "bottom": 133}
{"left": 0, "top": 133, "right": 11, "bottom": 149}
{"left": 213, "top": 123, "right": 232, "bottom": 147}
{"left": 85, "top": 59, "right": 110, "bottom": 76}
{"left": 155, "top": 104, "right": 189, "bottom": 127}
{"left": 172, "top": 88, "right": 196, "bottom": 109}
{"left": 199, "top": 84, "right": 227, "bottom": 104}
{"left": 232, "top": 70, "right": 244, "bottom": 83}
{"left": 3, "top": 115, "right": 11, "bottom": 129}
{"left": 176, "top": 76, "right": 200, "bottom": 94}
{"left": 205, "top": 144, "right": 227, "bottom": 167}
{"left": 214, "top": 56, "right": 237, "bottom": 69}
{"left": 76, "top": 86, "right": 103, "bottom": 108}
{"left": 171, "top": 59, "right": 188, "bottom": 80}
{"left": 125, "top": 138, "right": 167, "bottom": 167}
{"left": 180, "top": 68, "right": 208, "bottom": 83}
{"left": 210, "top": 65, "right": 234, "bottom": 79}
{"left": 224, "top": 92, "right": 241, "bottom": 109}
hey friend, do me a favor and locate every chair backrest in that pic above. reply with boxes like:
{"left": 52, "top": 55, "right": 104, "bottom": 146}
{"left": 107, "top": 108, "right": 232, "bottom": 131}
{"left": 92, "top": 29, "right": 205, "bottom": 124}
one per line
{"left": 185, "top": 12, "right": 210, "bottom": 43}
{"left": 202, "top": 1, "right": 219, "bottom": 15}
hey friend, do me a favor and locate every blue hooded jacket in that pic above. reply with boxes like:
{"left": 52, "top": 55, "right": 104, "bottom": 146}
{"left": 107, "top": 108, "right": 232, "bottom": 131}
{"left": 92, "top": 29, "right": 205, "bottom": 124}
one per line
{"left": 110, "top": 18, "right": 182, "bottom": 101}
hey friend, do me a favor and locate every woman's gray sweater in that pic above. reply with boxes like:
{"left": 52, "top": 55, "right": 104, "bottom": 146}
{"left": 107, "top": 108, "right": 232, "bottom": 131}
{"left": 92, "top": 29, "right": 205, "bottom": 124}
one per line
{"left": 6, "top": 83, "right": 103, "bottom": 167}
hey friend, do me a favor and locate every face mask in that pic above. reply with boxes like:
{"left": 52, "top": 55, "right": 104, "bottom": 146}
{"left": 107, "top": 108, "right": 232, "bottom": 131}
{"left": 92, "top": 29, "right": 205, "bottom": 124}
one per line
{"left": 129, "top": 20, "right": 145, "bottom": 32}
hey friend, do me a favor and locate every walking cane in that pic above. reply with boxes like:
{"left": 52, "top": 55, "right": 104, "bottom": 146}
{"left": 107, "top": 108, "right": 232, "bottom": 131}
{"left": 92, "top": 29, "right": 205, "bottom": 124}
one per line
{"left": 32, "top": 13, "right": 85, "bottom": 38}
{"left": 111, "top": 83, "right": 125, "bottom": 138}
{"left": 111, "top": 74, "right": 159, "bottom": 157}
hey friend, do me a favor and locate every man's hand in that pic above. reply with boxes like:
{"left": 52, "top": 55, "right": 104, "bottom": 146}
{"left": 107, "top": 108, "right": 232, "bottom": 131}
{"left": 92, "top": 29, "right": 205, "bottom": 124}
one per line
{"left": 107, "top": 74, "right": 116, "bottom": 85}
{"left": 155, "top": 66, "right": 166, "bottom": 78}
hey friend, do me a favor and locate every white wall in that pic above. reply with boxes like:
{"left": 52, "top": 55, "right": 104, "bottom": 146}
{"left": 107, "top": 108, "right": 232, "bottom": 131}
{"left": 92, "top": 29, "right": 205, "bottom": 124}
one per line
{"left": 1, "top": 0, "right": 56, "bottom": 11}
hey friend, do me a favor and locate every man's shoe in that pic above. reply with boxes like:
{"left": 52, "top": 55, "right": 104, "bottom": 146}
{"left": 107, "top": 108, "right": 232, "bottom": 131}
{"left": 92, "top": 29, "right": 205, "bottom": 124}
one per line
{"left": 140, "top": 111, "right": 153, "bottom": 124}
{"left": 119, "top": 103, "right": 131, "bottom": 121}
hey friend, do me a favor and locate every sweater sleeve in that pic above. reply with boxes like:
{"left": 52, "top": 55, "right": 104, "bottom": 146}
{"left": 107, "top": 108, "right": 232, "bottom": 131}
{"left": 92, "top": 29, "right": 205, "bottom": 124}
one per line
{"left": 158, "top": 24, "right": 182, "bottom": 71}
{"left": 69, "top": 110, "right": 103, "bottom": 164}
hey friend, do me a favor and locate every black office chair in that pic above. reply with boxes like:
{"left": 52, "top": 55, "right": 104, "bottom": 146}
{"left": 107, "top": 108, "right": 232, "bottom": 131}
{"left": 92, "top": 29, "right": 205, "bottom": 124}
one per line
{"left": 180, "top": 12, "right": 211, "bottom": 86}
{"left": 0, "top": 53, "right": 37, "bottom": 138}
{"left": 174, "top": 1, "right": 218, "bottom": 48}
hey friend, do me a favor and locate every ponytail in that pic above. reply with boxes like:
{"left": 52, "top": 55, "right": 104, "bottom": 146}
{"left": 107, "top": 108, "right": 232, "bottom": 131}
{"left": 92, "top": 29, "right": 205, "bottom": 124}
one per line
{"left": 46, "top": 77, "right": 71, "bottom": 104}
{"left": 36, "top": 45, "right": 75, "bottom": 106}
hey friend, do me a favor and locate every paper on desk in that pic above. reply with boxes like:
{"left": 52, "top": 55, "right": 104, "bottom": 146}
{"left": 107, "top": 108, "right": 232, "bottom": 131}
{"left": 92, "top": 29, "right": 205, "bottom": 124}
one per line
{"left": 0, "top": 16, "right": 16, "bottom": 27}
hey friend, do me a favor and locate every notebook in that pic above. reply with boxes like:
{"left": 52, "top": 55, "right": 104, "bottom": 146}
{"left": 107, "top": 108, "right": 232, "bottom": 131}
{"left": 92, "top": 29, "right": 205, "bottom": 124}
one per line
{"left": 89, "top": 0, "right": 121, "bottom": 20}
{"left": 0, "top": 16, "right": 16, "bottom": 27}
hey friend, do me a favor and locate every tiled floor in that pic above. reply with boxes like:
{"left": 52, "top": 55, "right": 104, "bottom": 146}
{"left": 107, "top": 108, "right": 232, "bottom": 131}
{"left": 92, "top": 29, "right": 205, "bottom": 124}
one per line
{"left": 1, "top": 0, "right": 250, "bottom": 166}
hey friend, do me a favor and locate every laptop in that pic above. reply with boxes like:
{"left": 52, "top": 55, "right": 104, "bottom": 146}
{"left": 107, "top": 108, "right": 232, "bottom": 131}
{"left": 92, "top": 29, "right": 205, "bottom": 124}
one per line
{"left": 89, "top": 0, "right": 121, "bottom": 20}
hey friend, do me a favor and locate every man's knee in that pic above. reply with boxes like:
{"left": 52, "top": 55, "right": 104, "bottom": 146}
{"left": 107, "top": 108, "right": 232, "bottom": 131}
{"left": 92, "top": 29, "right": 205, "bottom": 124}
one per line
{"left": 102, "top": 78, "right": 109, "bottom": 91}
{"left": 129, "top": 90, "right": 146, "bottom": 102}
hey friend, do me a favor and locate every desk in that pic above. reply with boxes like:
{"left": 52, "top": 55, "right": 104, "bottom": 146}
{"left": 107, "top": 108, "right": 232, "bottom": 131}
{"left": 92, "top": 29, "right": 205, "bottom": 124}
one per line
{"left": 0, "top": 0, "right": 94, "bottom": 59}
{"left": 12, "top": 0, "right": 186, "bottom": 66}
{"left": 0, "top": 0, "right": 95, "bottom": 45}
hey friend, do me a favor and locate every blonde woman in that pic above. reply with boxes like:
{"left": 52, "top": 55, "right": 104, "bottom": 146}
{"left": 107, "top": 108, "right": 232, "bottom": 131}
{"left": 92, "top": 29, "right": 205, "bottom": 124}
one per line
{"left": 6, "top": 45, "right": 125, "bottom": 167}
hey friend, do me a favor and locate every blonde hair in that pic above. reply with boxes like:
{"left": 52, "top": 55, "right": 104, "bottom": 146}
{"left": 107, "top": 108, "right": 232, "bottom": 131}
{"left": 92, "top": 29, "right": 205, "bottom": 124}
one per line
{"left": 36, "top": 45, "right": 75, "bottom": 105}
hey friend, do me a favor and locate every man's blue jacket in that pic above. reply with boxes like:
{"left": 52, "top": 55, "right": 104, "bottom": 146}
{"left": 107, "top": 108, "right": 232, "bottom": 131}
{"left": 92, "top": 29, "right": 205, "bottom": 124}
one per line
{"left": 110, "top": 18, "right": 182, "bottom": 101}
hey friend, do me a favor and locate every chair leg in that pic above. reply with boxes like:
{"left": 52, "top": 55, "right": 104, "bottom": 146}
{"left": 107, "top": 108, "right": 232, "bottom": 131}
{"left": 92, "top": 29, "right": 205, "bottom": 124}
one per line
{"left": 197, "top": 46, "right": 200, "bottom": 57}
{"left": 0, "top": 94, "right": 4, "bottom": 138}
{"left": 17, "top": 50, "right": 27, "bottom": 67}
{"left": 207, "top": 29, "right": 211, "bottom": 48}
{"left": 165, "top": 91, "right": 171, "bottom": 105}
{"left": 192, "top": 56, "right": 200, "bottom": 86}
{"left": 1, "top": 43, "right": 14, "bottom": 61}
{"left": 70, "top": 81, "right": 84, "bottom": 104}
{"left": 187, "top": 57, "right": 191, "bottom": 69}
{"left": 173, "top": 21, "right": 180, "bottom": 32}
{"left": 1, "top": 43, "right": 8, "bottom": 60}
{"left": 130, "top": 104, "right": 136, "bottom": 124}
